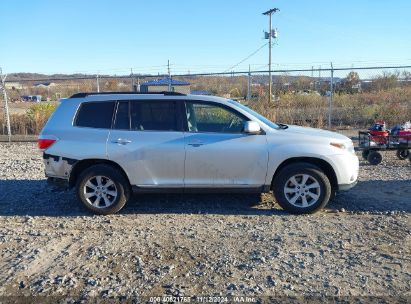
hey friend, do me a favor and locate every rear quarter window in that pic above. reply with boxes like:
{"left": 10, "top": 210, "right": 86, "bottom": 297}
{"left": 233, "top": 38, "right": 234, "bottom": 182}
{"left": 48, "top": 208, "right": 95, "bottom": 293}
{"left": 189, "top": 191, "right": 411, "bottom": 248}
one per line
{"left": 75, "top": 102, "right": 115, "bottom": 129}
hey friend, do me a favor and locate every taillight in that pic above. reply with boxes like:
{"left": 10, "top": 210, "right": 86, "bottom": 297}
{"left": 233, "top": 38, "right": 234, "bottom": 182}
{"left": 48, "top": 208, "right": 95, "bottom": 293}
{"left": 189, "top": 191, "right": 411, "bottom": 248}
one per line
{"left": 38, "top": 137, "right": 57, "bottom": 150}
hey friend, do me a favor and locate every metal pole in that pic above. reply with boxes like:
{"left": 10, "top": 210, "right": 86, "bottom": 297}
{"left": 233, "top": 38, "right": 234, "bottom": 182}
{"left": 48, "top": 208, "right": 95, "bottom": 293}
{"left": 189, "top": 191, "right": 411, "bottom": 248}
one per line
{"left": 0, "top": 69, "right": 12, "bottom": 142}
{"left": 168, "top": 60, "right": 171, "bottom": 92}
{"left": 328, "top": 62, "right": 334, "bottom": 129}
{"left": 318, "top": 65, "right": 321, "bottom": 90}
{"left": 268, "top": 13, "right": 272, "bottom": 103}
{"left": 311, "top": 66, "right": 314, "bottom": 90}
{"left": 247, "top": 65, "right": 251, "bottom": 101}
{"left": 131, "top": 68, "right": 135, "bottom": 91}
{"left": 96, "top": 74, "right": 100, "bottom": 92}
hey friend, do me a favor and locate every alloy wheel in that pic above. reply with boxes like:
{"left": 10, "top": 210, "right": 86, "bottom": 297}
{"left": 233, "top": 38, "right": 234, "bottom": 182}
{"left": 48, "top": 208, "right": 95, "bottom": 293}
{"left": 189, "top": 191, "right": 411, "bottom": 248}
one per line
{"left": 283, "top": 174, "right": 321, "bottom": 208}
{"left": 83, "top": 175, "right": 118, "bottom": 208}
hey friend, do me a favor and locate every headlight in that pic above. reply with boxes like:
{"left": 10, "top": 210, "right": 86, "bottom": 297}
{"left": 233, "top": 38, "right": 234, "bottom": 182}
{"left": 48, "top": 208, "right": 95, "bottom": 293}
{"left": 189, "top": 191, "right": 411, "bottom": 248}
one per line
{"left": 330, "top": 142, "right": 355, "bottom": 154}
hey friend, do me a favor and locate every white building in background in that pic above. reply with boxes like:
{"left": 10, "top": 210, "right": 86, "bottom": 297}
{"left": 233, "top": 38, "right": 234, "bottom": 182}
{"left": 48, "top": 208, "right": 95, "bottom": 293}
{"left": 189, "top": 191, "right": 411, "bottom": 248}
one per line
{"left": 4, "top": 82, "right": 23, "bottom": 90}
{"left": 33, "top": 82, "right": 56, "bottom": 88}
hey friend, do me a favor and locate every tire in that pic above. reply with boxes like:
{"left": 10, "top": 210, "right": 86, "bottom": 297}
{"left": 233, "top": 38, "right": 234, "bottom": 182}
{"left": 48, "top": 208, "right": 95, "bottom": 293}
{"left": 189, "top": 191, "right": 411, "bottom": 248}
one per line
{"left": 396, "top": 149, "right": 409, "bottom": 160}
{"left": 272, "top": 163, "right": 332, "bottom": 214}
{"left": 76, "top": 164, "right": 131, "bottom": 215}
{"left": 361, "top": 150, "right": 370, "bottom": 160}
{"left": 367, "top": 151, "right": 382, "bottom": 165}
{"left": 329, "top": 189, "right": 337, "bottom": 202}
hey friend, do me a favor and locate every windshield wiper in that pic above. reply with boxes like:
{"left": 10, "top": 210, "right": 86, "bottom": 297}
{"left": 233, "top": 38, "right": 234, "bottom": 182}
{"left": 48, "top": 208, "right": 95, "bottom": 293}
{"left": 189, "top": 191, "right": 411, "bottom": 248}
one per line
{"left": 278, "top": 123, "right": 289, "bottom": 129}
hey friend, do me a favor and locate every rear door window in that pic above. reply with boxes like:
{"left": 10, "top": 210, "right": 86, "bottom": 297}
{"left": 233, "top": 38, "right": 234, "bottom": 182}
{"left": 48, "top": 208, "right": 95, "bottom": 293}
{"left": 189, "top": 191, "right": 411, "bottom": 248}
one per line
{"left": 130, "top": 100, "right": 178, "bottom": 131}
{"left": 75, "top": 102, "right": 115, "bottom": 129}
{"left": 114, "top": 101, "right": 130, "bottom": 130}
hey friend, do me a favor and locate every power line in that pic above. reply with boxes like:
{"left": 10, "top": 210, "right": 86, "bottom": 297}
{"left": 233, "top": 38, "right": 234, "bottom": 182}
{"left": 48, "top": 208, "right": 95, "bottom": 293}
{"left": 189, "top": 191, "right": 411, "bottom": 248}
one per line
{"left": 223, "top": 42, "right": 269, "bottom": 73}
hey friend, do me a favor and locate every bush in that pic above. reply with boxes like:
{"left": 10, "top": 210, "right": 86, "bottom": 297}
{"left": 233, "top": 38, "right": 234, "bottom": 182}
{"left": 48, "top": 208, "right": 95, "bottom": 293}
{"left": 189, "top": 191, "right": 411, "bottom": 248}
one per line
{"left": 26, "top": 103, "right": 58, "bottom": 134}
{"left": 0, "top": 102, "right": 58, "bottom": 135}
{"left": 248, "top": 87, "right": 411, "bottom": 129}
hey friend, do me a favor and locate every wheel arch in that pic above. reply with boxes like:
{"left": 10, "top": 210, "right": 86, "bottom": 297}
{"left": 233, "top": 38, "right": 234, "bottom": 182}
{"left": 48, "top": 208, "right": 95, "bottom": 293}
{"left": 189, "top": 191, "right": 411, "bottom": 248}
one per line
{"left": 271, "top": 157, "right": 338, "bottom": 192}
{"left": 69, "top": 159, "right": 131, "bottom": 189}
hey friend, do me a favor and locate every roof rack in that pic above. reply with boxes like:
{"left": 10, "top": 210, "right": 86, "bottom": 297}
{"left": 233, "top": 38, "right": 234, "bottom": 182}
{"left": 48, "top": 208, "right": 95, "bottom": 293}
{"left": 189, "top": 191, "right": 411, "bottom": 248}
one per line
{"left": 70, "top": 91, "right": 186, "bottom": 98}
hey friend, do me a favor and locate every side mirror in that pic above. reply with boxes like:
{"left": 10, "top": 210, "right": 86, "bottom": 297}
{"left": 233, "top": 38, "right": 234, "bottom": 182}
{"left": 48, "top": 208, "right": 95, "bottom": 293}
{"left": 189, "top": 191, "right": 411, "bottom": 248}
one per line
{"left": 243, "top": 121, "right": 261, "bottom": 134}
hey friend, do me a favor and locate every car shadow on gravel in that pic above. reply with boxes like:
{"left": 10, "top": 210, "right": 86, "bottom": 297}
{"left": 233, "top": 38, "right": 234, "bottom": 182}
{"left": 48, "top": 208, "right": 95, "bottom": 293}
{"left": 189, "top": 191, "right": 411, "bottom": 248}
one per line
{"left": 123, "top": 193, "right": 285, "bottom": 216}
{"left": 0, "top": 179, "right": 410, "bottom": 217}
{"left": 329, "top": 179, "right": 411, "bottom": 213}
{"left": 0, "top": 180, "right": 286, "bottom": 217}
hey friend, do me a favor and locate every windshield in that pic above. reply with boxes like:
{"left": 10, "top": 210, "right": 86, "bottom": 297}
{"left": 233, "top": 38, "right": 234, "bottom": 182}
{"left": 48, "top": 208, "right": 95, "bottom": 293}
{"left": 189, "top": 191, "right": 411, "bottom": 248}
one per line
{"left": 228, "top": 100, "right": 280, "bottom": 129}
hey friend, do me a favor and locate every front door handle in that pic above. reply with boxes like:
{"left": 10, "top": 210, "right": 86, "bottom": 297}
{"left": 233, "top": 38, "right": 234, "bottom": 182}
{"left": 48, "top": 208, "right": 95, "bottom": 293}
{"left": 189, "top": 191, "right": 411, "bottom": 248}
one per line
{"left": 187, "top": 142, "right": 204, "bottom": 147}
{"left": 112, "top": 138, "right": 132, "bottom": 145}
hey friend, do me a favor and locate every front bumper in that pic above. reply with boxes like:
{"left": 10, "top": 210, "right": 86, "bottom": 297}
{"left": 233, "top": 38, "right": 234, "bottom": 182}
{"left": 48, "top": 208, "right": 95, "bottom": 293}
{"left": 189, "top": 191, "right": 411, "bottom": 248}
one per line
{"left": 328, "top": 152, "right": 359, "bottom": 189}
{"left": 338, "top": 180, "right": 358, "bottom": 191}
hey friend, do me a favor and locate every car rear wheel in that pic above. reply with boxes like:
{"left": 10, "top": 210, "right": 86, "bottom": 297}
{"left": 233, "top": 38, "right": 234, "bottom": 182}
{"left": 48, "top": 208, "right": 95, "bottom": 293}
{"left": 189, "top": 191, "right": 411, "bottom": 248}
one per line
{"left": 272, "top": 163, "right": 332, "bottom": 214}
{"left": 76, "top": 164, "right": 131, "bottom": 215}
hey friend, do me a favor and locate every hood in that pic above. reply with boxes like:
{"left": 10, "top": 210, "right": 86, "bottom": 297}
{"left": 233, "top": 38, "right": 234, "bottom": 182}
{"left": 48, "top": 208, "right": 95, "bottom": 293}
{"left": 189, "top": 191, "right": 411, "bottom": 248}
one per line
{"left": 279, "top": 125, "right": 350, "bottom": 142}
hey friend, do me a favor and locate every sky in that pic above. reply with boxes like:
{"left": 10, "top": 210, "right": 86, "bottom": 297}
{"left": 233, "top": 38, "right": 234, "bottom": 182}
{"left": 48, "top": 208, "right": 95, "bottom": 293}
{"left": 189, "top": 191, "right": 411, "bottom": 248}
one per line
{"left": 0, "top": 0, "right": 410, "bottom": 75}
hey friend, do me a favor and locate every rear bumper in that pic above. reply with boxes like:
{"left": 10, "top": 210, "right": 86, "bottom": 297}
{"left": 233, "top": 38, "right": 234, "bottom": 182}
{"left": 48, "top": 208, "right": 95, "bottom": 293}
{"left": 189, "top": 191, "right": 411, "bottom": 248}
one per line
{"left": 43, "top": 153, "right": 76, "bottom": 180}
{"left": 338, "top": 180, "right": 358, "bottom": 191}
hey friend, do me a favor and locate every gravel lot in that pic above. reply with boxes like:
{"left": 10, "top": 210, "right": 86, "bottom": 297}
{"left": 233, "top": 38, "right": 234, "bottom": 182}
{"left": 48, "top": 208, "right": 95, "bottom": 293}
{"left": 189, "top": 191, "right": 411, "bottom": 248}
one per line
{"left": 0, "top": 142, "right": 410, "bottom": 302}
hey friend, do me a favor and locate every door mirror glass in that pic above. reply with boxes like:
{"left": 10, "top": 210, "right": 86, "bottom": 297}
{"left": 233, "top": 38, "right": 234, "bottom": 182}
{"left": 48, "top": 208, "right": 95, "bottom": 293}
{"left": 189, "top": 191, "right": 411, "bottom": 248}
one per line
{"left": 243, "top": 121, "right": 261, "bottom": 134}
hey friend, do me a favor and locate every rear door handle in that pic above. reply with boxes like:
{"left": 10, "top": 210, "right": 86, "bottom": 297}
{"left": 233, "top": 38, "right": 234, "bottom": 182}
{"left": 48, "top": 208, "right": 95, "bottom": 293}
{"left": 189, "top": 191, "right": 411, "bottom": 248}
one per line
{"left": 112, "top": 138, "right": 132, "bottom": 145}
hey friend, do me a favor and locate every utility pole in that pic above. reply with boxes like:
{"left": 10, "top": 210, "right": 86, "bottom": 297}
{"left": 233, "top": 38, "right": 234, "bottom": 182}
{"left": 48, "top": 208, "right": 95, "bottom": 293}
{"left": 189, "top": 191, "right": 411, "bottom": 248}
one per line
{"left": 167, "top": 60, "right": 171, "bottom": 92}
{"left": 0, "top": 68, "right": 11, "bottom": 142}
{"left": 263, "top": 8, "right": 279, "bottom": 103}
{"left": 328, "top": 62, "right": 334, "bottom": 129}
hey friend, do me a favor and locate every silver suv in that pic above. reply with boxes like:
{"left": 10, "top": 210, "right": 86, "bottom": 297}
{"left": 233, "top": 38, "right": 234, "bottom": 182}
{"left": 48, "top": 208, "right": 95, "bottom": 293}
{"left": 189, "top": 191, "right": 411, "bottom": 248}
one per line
{"left": 39, "top": 92, "right": 358, "bottom": 215}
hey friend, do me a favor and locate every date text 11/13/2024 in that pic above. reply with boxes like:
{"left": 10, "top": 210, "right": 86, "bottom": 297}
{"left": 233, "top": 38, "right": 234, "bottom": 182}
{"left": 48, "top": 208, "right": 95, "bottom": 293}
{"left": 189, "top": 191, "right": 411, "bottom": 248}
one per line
{"left": 149, "top": 295, "right": 257, "bottom": 303}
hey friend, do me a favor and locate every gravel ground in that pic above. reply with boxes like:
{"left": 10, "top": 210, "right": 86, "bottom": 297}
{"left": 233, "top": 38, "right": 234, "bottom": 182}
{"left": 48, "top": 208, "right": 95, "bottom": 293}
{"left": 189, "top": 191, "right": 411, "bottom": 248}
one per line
{"left": 0, "top": 142, "right": 410, "bottom": 303}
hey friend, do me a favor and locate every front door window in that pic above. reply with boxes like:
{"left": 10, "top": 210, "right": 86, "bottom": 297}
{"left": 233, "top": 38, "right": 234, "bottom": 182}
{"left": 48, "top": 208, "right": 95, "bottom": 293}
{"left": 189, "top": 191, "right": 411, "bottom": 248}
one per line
{"left": 185, "top": 102, "right": 247, "bottom": 133}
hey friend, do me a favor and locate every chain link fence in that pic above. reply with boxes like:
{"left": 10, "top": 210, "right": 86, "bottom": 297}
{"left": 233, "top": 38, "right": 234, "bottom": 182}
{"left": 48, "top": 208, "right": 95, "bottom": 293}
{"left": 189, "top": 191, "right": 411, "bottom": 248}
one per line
{"left": 1, "top": 65, "right": 411, "bottom": 140}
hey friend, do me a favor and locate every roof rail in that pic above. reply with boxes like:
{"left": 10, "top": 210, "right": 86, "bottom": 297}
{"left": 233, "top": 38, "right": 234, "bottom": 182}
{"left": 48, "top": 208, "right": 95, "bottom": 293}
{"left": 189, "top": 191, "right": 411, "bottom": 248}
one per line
{"left": 70, "top": 91, "right": 186, "bottom": 98}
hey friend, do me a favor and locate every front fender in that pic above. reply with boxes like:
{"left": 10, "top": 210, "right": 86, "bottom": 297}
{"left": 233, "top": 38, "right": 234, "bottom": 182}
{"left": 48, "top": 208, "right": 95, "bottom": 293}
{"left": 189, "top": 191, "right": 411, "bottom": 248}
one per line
{"left": 265, "top": 142, "right": 344, "bottom": 185}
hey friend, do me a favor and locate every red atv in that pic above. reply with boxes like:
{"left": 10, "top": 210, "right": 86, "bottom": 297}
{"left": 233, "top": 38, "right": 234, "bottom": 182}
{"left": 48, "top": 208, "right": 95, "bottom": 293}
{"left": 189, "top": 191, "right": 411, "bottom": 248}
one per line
{"left": 398, "top": 129, "right": 411, "bottom": 144}
{"left": 368, "top": 120, "right": 389, "bottom": 145}
{"left": 359, "top": 120, "right": 411, "bottom": 165}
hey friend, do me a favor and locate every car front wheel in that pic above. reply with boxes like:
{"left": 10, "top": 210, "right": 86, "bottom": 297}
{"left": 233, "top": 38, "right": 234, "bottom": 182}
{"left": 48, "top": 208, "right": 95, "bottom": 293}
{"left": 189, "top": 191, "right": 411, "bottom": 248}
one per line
{"left": 272, "top": 163, "right": 332, "bottom": 214}
{"left": 76, "top": 164, "right": 131, "bottom": 215}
